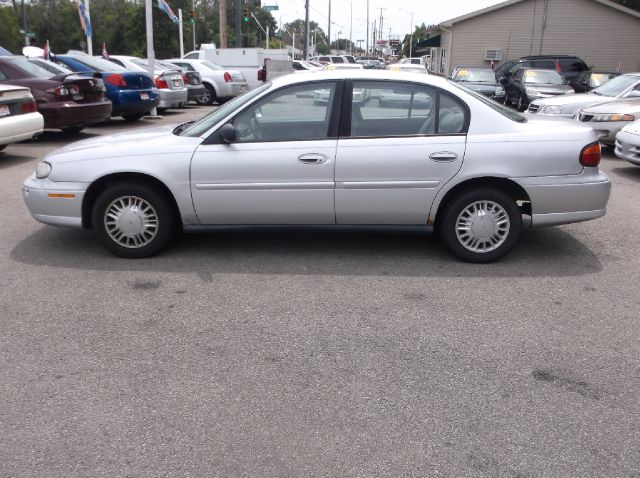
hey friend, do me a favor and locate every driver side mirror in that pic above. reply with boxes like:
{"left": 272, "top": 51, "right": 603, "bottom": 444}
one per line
{"left": 219, "top": 123, "right": 237, "bottom": 144}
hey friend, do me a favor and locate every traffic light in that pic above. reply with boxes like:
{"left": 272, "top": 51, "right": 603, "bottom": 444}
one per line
{"left": 242, "top": 6, "right": 250, "bottom": 22}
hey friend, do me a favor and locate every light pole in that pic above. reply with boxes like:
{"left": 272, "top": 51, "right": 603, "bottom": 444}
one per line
{"left": 399, "top": 8, "right": 414, "bottom": 58}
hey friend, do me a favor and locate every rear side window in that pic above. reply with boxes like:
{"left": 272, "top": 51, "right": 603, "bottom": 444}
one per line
{"left": 531, "top": 59, "right": 555, "bottom": 69}
{"left": 559, "top": 59, "right": 587, "bottom": 72}
{"left": 184, "top": 52, "right": 199, "bottom": 59}
{"left": 332, "top": 57, "right": 344, "bottom": 63}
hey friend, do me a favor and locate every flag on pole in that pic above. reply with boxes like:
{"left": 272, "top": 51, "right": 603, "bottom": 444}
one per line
{"left": 555, "top": 59, "right": 562, "bottom": 73}
{"left": 77, "top": 0, "right": 93, "bottom": 37}
{"left": 102, "top": 42, "right": 109, "bottom": 60}
{"left": 157, "top": 0, "right": 179, "bottom": 24}
{"left": 43, "top": 40, "right": 51, "bottom": 61}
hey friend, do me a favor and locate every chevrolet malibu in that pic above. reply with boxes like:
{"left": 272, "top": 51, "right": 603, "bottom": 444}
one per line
{"left": 23, "top": 70, "right": 611, "bottom": 262}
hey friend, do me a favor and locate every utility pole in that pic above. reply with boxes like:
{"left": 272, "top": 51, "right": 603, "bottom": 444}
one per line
{"left": 372, "top": 19, "right": 376, "bottom": 55}
{"left": 365, "top": 0, "right": 369, "bottom": 55}
{"left": 178, "top": 9, "right": 184, "bottom": 57}
{"left": 235, "top": 0, "right": 241, "bottom": 47}
{"left": 377, "top": 7, "right": 385, "bottom": 42}
{"left": 327, "top": 0, "right": 331, "bottom": 54}
{"left": 304, "top": 0, "right": 310, "bottom": 59}
{"left": 21, "top": 0, "right": 29, "bottom": 46}
{"left": 219, "top": 0, "right": 227, "bottom": 48}
{"left": 349, "top": 2, "right": 353, "bottom": 55}
{"left": 85, "top": 0, "right": 93, "bottom": 55}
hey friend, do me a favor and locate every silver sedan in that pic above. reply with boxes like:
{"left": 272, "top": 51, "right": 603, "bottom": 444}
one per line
{"left": 615, "top": 119, "right": 640, "bottom": 165}
{"left": 22, "top": 70, "right": 611, "bottom": 262}
{"left": 577, "top": 98, "right": 640, "bottom": 145}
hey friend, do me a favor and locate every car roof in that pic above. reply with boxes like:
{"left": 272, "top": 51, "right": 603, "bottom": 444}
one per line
{"left": 521, "top": 55, "right": 583, "bottom": 59}
{"left": 270, "top": 69, "right": 452, "bottom": 89}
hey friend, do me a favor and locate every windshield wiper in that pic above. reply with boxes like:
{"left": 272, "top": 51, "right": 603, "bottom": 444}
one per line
{"left": 173, "top": 120, "right": 195, "bottom": 135}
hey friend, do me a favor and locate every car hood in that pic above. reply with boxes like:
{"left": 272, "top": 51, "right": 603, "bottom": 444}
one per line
{"left": 526, "top": 83, "right": 573, "bottom": 94}
{"left": 45, "top": 124, "right": 202, "bottom": 164}
{"left": 532, "top": 92, "right": 606, "bottom": 106}
{"left": 581, "top": 98, "right": 640, "bottom": 114}
{"left": 620, "top": 119, "right": 640, "bottom": 136}
{"left": 462, "top": 82, "right": 499, "bottom": 93}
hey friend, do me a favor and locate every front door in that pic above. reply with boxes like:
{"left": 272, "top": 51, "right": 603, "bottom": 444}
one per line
{"left": 190, "top": 81, "right": 341, "bottom": 224}
{"left": 335, "top": 80, "right": 468, "bottom": 224}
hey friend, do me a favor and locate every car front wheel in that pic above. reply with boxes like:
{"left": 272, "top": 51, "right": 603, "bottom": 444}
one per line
{"left": 91, "top": 182, "right": 177, "bottom": 258}
{"left": 438, "top": 188, "right": 522, "bottom": 263}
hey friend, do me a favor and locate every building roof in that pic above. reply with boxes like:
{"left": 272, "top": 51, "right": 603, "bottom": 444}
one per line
{"left": 439, "top": 0, "right": 640, "bottom": 27}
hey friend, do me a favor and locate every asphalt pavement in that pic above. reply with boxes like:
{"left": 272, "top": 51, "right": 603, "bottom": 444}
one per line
{"left": 0, "top": 105, "right": 639, "bottom": 477}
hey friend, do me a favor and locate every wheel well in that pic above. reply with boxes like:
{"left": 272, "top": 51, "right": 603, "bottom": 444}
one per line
{"left": 81, "top": 173, "right": 182, "bottom": 229}
{"left": 202, "top": 81, "right": 217, "bottom": 96}
{"left": 434, "top": 177, "right": 532, "bottom": 227}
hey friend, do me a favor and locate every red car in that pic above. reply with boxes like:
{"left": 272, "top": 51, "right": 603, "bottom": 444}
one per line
{"left": 0, "top": 56, "right": 112, "bottom": 133}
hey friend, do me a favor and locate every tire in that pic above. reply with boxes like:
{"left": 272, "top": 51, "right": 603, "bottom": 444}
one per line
{"left": 122, "top": 113, "right": 144, "bottom": 122}
{"left": 91, "top": 182, "right": 177, "bottom": 258}
{"left": 61, "top": 126, "right": 84, "bottom": 134}
{"left": 196, "top": 83, "right": 216, "bottom": 106}
{"left": 438, "top": 188, "right": 522, "bottom": 263}
{"left": 156, "top": 108, "right": 167, "bottom": 114}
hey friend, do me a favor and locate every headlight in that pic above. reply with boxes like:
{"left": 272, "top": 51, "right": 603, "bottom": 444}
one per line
{"left": 525, "top": 88, "right": 539, "bottom": 96}
{"left": 35, "top": 161, "right": 52, "bottom": 179}
{"left": 494, "top": 86, "right": 504, "bottom": 96}
{"left": 544, "top": 105, "right": 563, "bottom": 114}
{"left": 591, "top": 113, "right": 635, "bottom": 122}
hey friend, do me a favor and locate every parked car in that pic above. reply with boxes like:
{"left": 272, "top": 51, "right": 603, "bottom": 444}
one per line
{"left": 22, "top": 70, "right": 610, "bottom": 262}
{"left": 0, "top": 84, "right": 44, "bottom": 151}
{"left": 502, "top": 68, "right": 574, "bottom": 111}
{"left": 165, "top": 58, "right": 247, "bottom": 106}
{"left": 449, "top": 67, "right": 505, "bottom": 102}
{"left": 614, "top": 119, "right": 640, "bottom": 166}
{"left": 527, "top": 72, "right": 640, "bottom": 117}
{"left": 387, "top": 64, "right": 428, "bottom": 75}
{"left": 576, "top": 98, "right": 640, "bottom": 145}
{"left": 309, "top": 55, "right": 354, "bottom": 65}
{"left": 0, "top": 56, "right": 111, "bottom": 132}
{"left": 400, "top": 57, "right": 426, "bottom": 66}
{"left": 495, "top": 55, "right": 589, "bottom": 81}
{"left": 568, "top": 71, "right": 620, "bottom": 93}
{"left": 292, "top": 60, "right": 323, "bottom": 72}
{"left": 54, "top": 53, "right": 158, "bottom": 121}
{"left": 107, "top": 55, "right": 188, "bottom": 112}
{"left": 156, "top": 60, "right": 205, "bottom": 103}
{"left": 324, "top": 64, "right": 364, "bottom": 71}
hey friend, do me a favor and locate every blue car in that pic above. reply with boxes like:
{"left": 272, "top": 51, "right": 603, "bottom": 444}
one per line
{"left": 55, "top": 54, "right": 159, "bottom": 121}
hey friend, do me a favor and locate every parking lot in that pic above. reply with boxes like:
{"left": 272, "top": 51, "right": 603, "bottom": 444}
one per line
{"left": 1, "top": 104, "right": 639, "bottom": 475}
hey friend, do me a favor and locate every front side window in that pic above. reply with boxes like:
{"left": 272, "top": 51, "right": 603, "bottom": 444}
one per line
{"left": 232, "top": 81, "right": 337, "bottom": 143}
{"left": 350, "top": 81, "right": 466, "bottom": 137}
{"left": 593, "top": 74, "right": 639, "bottom": 97}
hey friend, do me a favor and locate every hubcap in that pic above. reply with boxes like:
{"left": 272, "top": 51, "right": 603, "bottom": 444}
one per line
{"left": 104, "top": 196, "right": 159, "bottom": 249}
{"left": 456, "top": 200, "right": 510, "bottom": 253}
{"left": 201, "top": 88, "right": 210, "bottom": 103}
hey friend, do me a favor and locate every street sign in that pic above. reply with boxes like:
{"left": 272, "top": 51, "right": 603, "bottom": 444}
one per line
{"left": 19, "top": 30, "right": 36, "bottom": 38}
{"left": 263, "top": 5, "right": 279, "bottom": 10}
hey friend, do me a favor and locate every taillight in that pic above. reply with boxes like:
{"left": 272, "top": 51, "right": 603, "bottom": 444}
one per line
{"left": 68, "top": 85, "right": 80, "bottom": 95}
{"left": 21, "top": 99, "right": 37, "bottom": 113}
{"left": 182, "top": 74, "right": 189, "bottom": 83}
{"left": 257, "top": 68, "right": 264, "bottom": 81}
{"left": 154, "top": 77, "right": 168, "bottom": 89}
{"left": 105, "top": 74, "right": 127, "bottom": 87}
{"left": 580, "top": 142, "right": 601, "bottom": 167}
{"left": 46, "top": 86, "right": 69, "bottom": 97}
{"left": 223, "top": 72, "right": 232, "bottom": 83}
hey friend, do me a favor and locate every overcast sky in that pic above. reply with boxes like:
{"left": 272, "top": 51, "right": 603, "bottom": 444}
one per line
{"left": 269, "top": 0, "right": 506, "bottom": 43}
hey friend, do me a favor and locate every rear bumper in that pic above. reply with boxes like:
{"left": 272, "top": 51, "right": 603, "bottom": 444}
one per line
{"left": 615, "top": 130, "right": 640, "bottom": 165}
{"left": 513, "top": 169, "right": 611, "bottom": 227}
{"left": 157, "top": 88, "right": 188, "bottom": 108}
{"left": 109, "top": 89, "right": 159, "bottom": 116}
{"left": 0, "top": 112, "right": 44, "bottom": 145}
{"left": 217, "top": 82, "right": 249, "bottom": 99}
{"left": 38, "top": 100, "right": 112, "bottom": 129}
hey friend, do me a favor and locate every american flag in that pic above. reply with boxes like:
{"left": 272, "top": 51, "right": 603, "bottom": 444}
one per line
{"left": 102, "top": 42, "right": 109, "bottom": 60}
{"left": 157, "top": 0, "right": 179, "bottom": 24}
{"left": 43, "top": 40, "right": 51, "bottom": 61}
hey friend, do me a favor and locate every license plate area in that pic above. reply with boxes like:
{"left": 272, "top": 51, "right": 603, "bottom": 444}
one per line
{"left": 0, "top": 105, "right": 10, "bottom": 117}
{"left": 140, "top": 92, "right": 150, "bottom": 100}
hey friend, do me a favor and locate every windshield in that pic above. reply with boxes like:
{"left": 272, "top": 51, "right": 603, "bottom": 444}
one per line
{"left": 69, "top": 55, "right": 126, "bottom": 72}
{"left": 593, "top": 74, "right": 639, "bottom": 96}
{"left": 10, "top": 57, "right": 57, "bottom": 78}
{"left": 201, "top": 61, "right": 223, "bottom": 71}
{"left": 453, "top": 68, "right": 495, "bottom": 82}
{"left": 522, "top": 70, "right": 565, "bottom": 84}
{"left": 449, "top": 79, "right": 526, "bottom": 123}
{"left": 179, "top": 83, "right": 271, "bottom": 137}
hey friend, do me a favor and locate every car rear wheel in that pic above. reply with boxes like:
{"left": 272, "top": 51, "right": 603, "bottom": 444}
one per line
{"left": 61, "top": 126, "right": 84, "bottom": 135}
{"left": 91, "top": 182, "right": 177, "bottom": 258}
{"left": 122, "top": 113, "right": 145, "bottom": 122}
{"left": 196, "top": 83, "right": 216, "bottom": 106}
{"left": 438, "top": 188, "right": 522, "bottom": 263}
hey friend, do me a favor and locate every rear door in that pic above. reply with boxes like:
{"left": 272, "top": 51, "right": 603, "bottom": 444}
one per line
{"left": 335, "top": 80, "right": 468, "bottom": 224}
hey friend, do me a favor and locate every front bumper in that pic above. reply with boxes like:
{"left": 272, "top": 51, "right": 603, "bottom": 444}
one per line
{"left": 22, "top": 175, "right": 88, "bottom": 228}
{"left": 157, "top": 88, "right": 189, "bottom": 108}
{"left": 513, "top": 169, "right": 611, "bottom": 227}
{"left": 38, "top": 100, "right": 112, "bottom": 129}
{"left": 615, "top": 130, "right": 640, "bottom": 165}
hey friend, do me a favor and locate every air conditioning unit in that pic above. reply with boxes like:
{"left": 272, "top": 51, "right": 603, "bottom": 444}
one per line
{"left": 484, "top": 49, "right": 502, "bottom": 61}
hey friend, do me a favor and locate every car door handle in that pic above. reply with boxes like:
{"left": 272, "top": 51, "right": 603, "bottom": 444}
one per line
{"left": 429, "top": 152, "right": 458, "bottom": 162}
{"left": 298, "top": 153, "right": 328, "bottom": 165}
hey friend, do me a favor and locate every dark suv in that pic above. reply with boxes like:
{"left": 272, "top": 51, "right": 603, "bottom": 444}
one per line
{"left": 495, "top": 55, "right": 589, "bottom": 81}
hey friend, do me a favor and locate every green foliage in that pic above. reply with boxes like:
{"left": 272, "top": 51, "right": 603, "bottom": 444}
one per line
{"left": 0, "top": 7, "right": 22, "bottom": 52}
{"left": 401, "top": 23, "right": 431, "bottom": 58}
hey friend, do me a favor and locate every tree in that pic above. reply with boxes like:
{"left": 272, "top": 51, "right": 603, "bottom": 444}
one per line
{"left": 330, "top": 38, "right": 354, "bottom": 52}
{"left": 401, "top": 23, "right": 431, "bottom": 58}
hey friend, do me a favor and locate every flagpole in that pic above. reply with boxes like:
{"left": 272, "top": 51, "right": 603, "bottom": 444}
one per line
{"left": 85, "top": 0, "right": 93, "bottom": 54}
{"left": 178, "top": 8, "right": 184, "bottom": 57}
{"left": 145, "top": 0, "right": 158, "bottom": 116}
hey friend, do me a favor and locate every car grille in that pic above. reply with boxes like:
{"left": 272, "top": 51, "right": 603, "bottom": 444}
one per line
{"left": 579, "top": 113, "right": 594, "bottom": 122}
{"left": 527, "top": 103, "right": 540, "bottom": 113}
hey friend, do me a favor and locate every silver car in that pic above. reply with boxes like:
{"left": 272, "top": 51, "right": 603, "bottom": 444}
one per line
{"left": 577, "top": 98, "right": 640, "bottom": 145}
{"left": 528, "top": 72, "right": 640, "bottom": 117}
{"left": 615, "top": 119, "right": 640, "bottom": 165}
{"left": 22, "top": 70, "right": 611, "bottom": 262}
